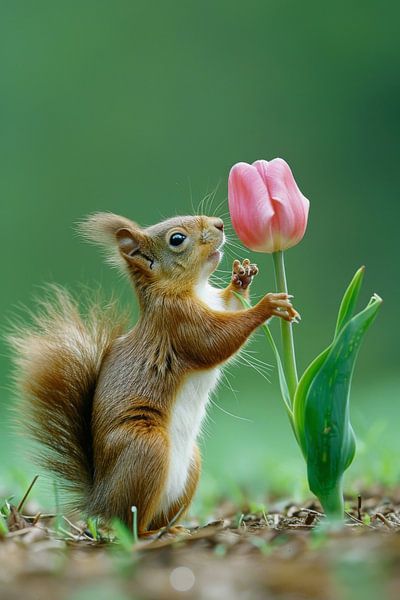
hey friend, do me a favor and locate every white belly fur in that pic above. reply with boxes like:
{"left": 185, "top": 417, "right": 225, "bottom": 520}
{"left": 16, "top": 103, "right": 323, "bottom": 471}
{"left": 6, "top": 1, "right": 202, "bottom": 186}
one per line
{"left": 159, "top": 282, "right": 224, "bottom": 515}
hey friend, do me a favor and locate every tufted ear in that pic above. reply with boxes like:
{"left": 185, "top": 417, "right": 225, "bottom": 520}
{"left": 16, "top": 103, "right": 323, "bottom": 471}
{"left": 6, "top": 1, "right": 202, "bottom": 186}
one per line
{"left": 114, "top": 227, "right": 155, "bottom": 271}
{"left": 78, "top": 212, "right": 153, "bottom": 271}
{"left": 116, "top": 228, "right": 142, "bottom": 257}
{"left": 78, "top": 212, "right": 141, "bottom": 248}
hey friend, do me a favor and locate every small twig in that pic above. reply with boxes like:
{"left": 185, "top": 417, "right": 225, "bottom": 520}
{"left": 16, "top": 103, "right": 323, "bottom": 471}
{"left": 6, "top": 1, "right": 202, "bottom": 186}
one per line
{"left": 62, "top": 516, "right": 92, "bottom": 540}
{"left": 300, "top": 508, "right": 326, "bottom": 518}
{"left": 22, "top": 513, "right": 56, "bottom": 521}
{"left": 357, "top": 495, "right": 362, "bottom": 521}
{"left": 58, "top": 525, "right": 83, "bottom": 541}
{"left": 32, "top": 513, "right": 41, "bottom": 526}
{"left": 62, "top": 516, "right": 83, "bottom": 534}
{"left": 17, "top": 475, "right": 39, "bottom": 513}
{"left": 345, "top": 511, "right": 374, "bottom": 529}
{"left": 375, "top": 512, "right": 394, "bottom": 530}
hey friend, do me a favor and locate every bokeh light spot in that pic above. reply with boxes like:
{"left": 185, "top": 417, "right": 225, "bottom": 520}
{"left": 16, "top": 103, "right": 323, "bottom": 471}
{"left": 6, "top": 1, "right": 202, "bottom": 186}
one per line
{"left": 170, "top": 566, "right": 195, "bottom": 592}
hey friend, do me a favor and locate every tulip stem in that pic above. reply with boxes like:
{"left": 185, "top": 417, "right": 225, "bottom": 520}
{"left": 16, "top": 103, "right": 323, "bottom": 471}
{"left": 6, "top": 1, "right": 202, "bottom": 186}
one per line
{"left": 272, "top": 251, "right": 298, "bottom": 402}
{"left": 318, "top": 481, "right": 345, "bottom": 521}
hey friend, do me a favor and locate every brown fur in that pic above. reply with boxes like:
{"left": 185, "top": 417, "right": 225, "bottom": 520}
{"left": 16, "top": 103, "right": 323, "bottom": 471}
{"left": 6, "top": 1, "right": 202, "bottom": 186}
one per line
{"left": 8, "top": 287, "right": 128, "bottom": 509}
{"left": 9, "top": 213, "right": 297, "bottom": 533}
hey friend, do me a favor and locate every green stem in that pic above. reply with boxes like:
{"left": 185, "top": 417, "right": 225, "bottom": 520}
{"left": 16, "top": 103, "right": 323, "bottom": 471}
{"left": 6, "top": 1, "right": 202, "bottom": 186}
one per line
{"left": 272, "top": 251, "right": 298, "bottom": 402}
{"left": 318, "top": 481, "right": 345, "bottom": 521}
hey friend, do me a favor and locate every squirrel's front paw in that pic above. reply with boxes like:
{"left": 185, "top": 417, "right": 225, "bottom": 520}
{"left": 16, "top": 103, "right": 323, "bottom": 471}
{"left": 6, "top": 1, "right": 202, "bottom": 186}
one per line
{"left": 231, "top": 259, "right": 259, "bottom": 290}
{"left": 265, "top": 292, "right": 301, "bottom": 322}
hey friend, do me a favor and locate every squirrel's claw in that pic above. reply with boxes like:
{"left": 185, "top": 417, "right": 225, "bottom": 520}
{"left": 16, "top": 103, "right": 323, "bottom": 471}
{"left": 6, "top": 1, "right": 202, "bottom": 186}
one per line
{"left": 231, "top": 259, "right": 259, "bottom": 290}
{"left": 266, "top": 292, "right": 301, "bottom": 323}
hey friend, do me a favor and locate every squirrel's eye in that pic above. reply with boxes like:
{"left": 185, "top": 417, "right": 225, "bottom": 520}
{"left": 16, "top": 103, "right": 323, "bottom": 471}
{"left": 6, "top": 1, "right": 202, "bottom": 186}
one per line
{"left": 169, "top": 232, "right": 186, "bottom": 247}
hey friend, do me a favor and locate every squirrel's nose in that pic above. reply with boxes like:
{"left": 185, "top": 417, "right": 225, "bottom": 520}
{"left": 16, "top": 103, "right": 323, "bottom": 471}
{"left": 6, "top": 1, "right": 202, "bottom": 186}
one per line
{"left": 212, "top": 218, "right": 224, "bottom": 232}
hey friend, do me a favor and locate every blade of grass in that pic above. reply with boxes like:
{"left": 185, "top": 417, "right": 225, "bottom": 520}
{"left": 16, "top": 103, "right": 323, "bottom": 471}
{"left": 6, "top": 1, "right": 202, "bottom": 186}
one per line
{"left": 0, "top": 514, "right": 8, "bottom": 537}
{"left": 131, "top": 506, "right": 138, "bottom": 544}
{"left": 87, "top": 516, "right": 99, "bottom": 541}
{"left": 111, "top": 518, "right": 135, "bottom": 552}
{"left": 17, "top": 475, "right": 39, "bottom": 513}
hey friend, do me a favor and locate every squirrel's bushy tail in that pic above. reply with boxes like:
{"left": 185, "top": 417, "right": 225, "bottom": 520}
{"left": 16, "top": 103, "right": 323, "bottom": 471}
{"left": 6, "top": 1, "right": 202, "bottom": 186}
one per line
{"left": 8, "top": 286, "right": 128, "bottom": 510}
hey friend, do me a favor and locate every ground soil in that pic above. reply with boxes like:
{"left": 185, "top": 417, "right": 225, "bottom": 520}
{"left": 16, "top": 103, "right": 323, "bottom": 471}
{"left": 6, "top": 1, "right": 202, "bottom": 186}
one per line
{"left": 1, "top": 489, "right": 400, "bottom": 600}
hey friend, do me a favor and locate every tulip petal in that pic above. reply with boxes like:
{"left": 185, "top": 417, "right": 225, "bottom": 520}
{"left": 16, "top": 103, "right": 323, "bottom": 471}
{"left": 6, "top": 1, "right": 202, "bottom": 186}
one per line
{"left": 255, "top": 158, "right": 310, "bottom": 250}
{"left": 228, "top": 162, "right": 276, "bottom": 252}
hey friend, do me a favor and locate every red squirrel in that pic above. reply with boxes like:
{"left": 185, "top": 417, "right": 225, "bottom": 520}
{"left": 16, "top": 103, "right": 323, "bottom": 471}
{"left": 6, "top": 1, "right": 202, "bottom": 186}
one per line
{"left": 10, "top": 213, "right": 299, "bottom": 534}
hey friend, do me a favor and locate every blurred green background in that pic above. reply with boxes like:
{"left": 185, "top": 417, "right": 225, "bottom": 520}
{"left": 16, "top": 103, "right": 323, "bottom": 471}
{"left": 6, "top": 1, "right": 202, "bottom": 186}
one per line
{"left": 0, "top": 0, "right": 399, "bottom": 509}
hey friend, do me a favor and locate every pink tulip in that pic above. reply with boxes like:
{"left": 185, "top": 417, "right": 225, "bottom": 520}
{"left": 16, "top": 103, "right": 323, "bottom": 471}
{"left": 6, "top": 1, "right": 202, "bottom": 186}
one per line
{"left": 228, "top": 158, "right": 310, "bottom": 253}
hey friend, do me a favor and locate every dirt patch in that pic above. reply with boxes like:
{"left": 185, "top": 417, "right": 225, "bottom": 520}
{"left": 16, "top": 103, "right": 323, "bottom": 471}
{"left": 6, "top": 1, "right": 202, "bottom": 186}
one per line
{"left": 1, "top": 491, "right": 400, "bottom": 600}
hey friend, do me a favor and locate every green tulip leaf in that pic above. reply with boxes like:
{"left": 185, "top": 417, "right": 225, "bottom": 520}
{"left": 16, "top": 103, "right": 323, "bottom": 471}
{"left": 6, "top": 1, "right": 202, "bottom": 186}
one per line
{"left": 292, "top": 346, "right": 330, "bottom": 457}
{"left": 334, "top": 266, "right": 365, "bottom": 337}
{"left": 293, "top": 290, "right": 382, "bottom": 516}
{"left": 294, "top": 266, "right": 367, "bottom": 454}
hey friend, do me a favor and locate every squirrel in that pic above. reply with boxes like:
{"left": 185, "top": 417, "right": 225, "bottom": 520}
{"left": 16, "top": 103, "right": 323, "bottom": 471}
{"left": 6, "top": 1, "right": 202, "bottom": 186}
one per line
{"left": 9, "top": 212, "right": 299, "bottom": 535}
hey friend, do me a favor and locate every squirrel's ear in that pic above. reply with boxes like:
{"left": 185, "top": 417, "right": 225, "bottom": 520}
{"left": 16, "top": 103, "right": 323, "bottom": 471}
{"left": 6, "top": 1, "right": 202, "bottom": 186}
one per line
{"left": 115, "top": 228, "right": 155, "bottom": 271}
{"left": 115, "top": 228, "right": 141, "bottom": 257}
{"left": 78, "top": 212, "right": 148, "bottom": 271}
{"left": 78, "top": 212, "right": 141, "bottom": 248}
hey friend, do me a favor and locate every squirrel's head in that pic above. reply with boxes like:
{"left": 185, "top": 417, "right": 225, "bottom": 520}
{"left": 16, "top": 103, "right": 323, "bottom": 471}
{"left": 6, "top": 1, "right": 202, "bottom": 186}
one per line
{"left": 79, "top": 213, "right": 225, "bottom": 294}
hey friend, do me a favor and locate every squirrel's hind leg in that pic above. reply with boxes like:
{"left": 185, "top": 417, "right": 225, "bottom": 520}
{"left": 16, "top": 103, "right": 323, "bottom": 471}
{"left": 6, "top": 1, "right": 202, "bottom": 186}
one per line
{"left": 148, "top": 445, "right": 201, "bottom": 533}
{"left": 91, "top": 424, "right": 170, "bottom": 534}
